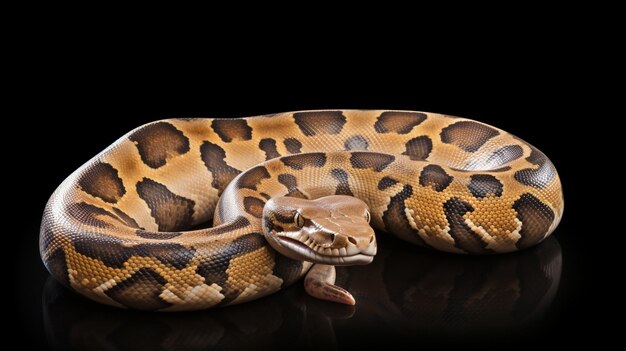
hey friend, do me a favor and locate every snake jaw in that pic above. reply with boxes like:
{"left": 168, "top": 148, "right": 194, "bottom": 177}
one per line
{"left": 263, "top": 195, "right": 378, "bottom": 265}
{"left": 266, "top": 223, "right": 376, "bottom": 265}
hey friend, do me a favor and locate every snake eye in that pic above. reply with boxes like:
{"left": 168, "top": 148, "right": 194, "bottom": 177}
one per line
{"left": 365, "top": 210, "right": 371, "bottom": 223}
{"left": 294, "top": 212, "right": 305, "bottom": 227}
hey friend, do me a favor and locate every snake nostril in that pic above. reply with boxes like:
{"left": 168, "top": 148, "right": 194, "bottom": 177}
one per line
{"left": 369, "top": 236, "right": 374, "bottom": 243}
{"left": 348, "top": 237, "right": 357, "bottom": 245}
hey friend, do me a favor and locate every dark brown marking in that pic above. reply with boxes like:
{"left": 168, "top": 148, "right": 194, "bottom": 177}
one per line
{"left": 210, "top": 216, "right": 251, "bottom": 235}
{"left": 112, "top": 208, "right": 140, "bottom": 228}
{"left": 468, "top": 174, "right": 504, "bottom": 198}
{"left": 136, "top": 178, "right": 195, "bottom": 231}
{"left": 236, "top": 165, "right": 271, "bottom": 190}
{"left": 211, "top": 119, "right": 253, "bottom": 142}
{"left": 513, "top": 146, "right": 556, "bottom": 189}
{"left": 513, "top": 193, "right": 555, "bottom": 249}
{"left": 419, "top": 164, "right": 454, "bottom": 192}
{"left": 382, "top": 185, "right": 429, "bottom": 247}
{"left": 281, "top": 153, "right": 327, "bottom": 170}
{"left": 200, "top": 141, "right": 242, "bottom": 192}
{"left": 259, "top": 192, "right": 271, "bottom": 200}
{"left": 195, "top": 233, "right": 266, "bottom": 306}
{"left": 293, "top": 111, "right": 347, "bottom": 136}
{"left": 374, "top": 111, "right": 427, "bottom": 134}
{"left": 105, "top": 268, "right": 172, "bottom": 310}
{"left": 273, "top": 253, "right": 304, "bottom": 287}
{"left": 443, "top": 197, "right": 491, "bottom": 254}
{"left": 243, "top": 196, "right": 266, "bottom": 218}
{"left": 67, "top": 202, "right": 120, "bottom": 228}
{"left": 259, "top": 138, "right": 281, "bottom": 160}
{"left": 45, "top": 249, "right": 70, "bottom": 287}
{"left": 132, "top": 243, "right": 196, "bottom": 269}
{"left": 129, "top": 122, "right": 190, "bottom": 169}
{"left": 73, "top": 233, "right": 196, "bottom": 269}
{"left": 378, "top": 176, "right": 399, "bottom": 190}
{"left": 277, "top": 174, "right": 307, "bottom": 198}
{"left": 78, "top": 162, "right": 126, "bottom": 203}
{"left": 344, "top": 135, "right": 369, "bottom": 150}
{"left": 440, "top": 121, "right": 500, "bottom": 152}
{"left": 402, "top": 136, "right": 433, "bottom": 160}
{"left": 330, "top": 169, "right": 353, "bottom": 196}
{"left": 284, "top": 138, "right": 303, "bottom": 154}
{"left": 73, "top": 235, "right": 129, "bottom": 268}
{"left": 350, "top": 152, "right": 395, "bottom": 172}
{"left": 136, "top": 230, "right": 182, "bottom": 240}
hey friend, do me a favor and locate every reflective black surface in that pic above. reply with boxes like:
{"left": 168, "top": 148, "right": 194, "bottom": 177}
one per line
{"left": 42, "top": 236, "right": 561, "bottom": 350}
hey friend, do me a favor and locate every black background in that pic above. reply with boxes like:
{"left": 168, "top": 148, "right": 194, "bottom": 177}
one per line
{"left": 13, "top": 55, "right": 590, "bottom": 350}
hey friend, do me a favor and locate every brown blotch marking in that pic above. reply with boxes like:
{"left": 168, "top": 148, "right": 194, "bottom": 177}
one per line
{"left": 330, "top": 168, "right": 353, "bottom": 196}
{"left": 281, "top": 153, "right": 327, "bottom": 170}
{"left": 259, "top": 192, "right": 271, "bottom": 200}
{"left": 73, "top": 235, "right": 129, "bottom": 268}
{"left": 272, "top": 254, "right": 304, "bottom": 287}
{"left": 195, "top": 233, "right": 266, "bottom": 306}
{"left": 402, "top": 136, "right": 433, "bottom": 160}
{"left": 136, "top": 230, "right": 182, "bottom": 240}
{"left": 78, "top": 162, "right": 126, "bottom": 203}
{"left": 112, "top": 207, "right": 140, "bottom": 228}
{"left": 344, "top": 135, "right": 369, "bottom": 150}
{"left": 377, "top": 176, "right": 399, "bottom": 190}
{"left": 67, "top": 202, "right": 121, "bottom": 228}
{"left": 293, "top": 111, "right": 347, "bottom": 136}
{"left": 243, "top": 196, "right": 266, "bottom": 218}
{"left": 45, "top": 249, "right": 70, "bottom": 287}
{"left": 105, "top": 268, "right": 172, "bottom": 310}
{"left": 513, "top": 145, "right": 556, "bottom": 189}
{"left": 382, "top": 185, "right": 430, "bottom": 247}
{"left": 443, "top": 197, "right": 491, "bottom": 254}
{"left": 211, "top": 119, "right": 253, "bottom": 142}
{"left": 350, "top": 152, "right": 395, "bottom": 172}
{"left": 211, "top": 216, "right": 251, "bottom": 235}
{"left": 73, "top": 234, "right": 195, "bottom": 269}
{"left": 200, "top": 141, "right": 242, "bottom": 192}
{"left": 440, "top": 121, "right": 500, "bottom": 152}
{"left": 513, "top": 193, "right": 555, "bottom": 249}
{"left": 136, "top": 178, "right": 195, "bottom": 231}
{"left": 419, "top": 164, "right": 454, "bottom": 192}
{"left": 131, "top": 243, "right": 196, "bottom": 269}
{"left": 468, "top": 174, "right": 504, "bottom": 198}
{"left": 129, "top": 122, "right": 190, "bottom": 169}
{"left": 236, "top": 165, "right": 271, "bottom": 190}
{"left": 259, "top": 138, "right": 281, "bottom": 160}
{"left": 374, "top": 111, "right": 427, "bottom": 134}
{"left": 277, "top": 174, "right": 307, "bottom": 198}
{"left": 284, "top": 138, "right": 303, "bottom": 154}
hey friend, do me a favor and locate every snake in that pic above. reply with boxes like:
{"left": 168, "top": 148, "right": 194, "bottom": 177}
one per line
{"left": 39, "top": 110, "right": 563, "bottom": 311}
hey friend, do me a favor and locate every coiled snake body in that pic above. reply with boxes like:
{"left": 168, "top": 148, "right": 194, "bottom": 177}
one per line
{"left": 40, "top": 110, "right": 563, "bottom": 311}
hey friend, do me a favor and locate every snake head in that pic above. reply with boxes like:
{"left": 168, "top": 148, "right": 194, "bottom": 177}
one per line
{"left": 262, "top": 195, "right": 376, "bottom": 265}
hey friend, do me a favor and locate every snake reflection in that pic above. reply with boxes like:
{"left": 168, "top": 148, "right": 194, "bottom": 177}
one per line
{"left": 43, "top": 237, "right": 561, "bottom": 350}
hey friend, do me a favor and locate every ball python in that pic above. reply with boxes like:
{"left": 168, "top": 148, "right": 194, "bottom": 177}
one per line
{"left": 39, "top": 110, "right": 564, "bottom": 311}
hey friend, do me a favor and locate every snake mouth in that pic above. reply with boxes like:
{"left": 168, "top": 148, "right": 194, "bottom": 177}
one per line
{"left": 276, "top": 236, "right": 374, "bottom": 265}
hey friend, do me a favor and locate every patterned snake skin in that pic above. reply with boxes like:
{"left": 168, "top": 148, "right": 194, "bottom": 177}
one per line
{"left": 40, "top": 110, "right": 563, "bottom": 311}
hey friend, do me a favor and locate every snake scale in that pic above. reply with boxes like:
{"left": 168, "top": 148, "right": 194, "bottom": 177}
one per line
{"left": 40, "top": 110, "right": 563, "bottom": 311}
